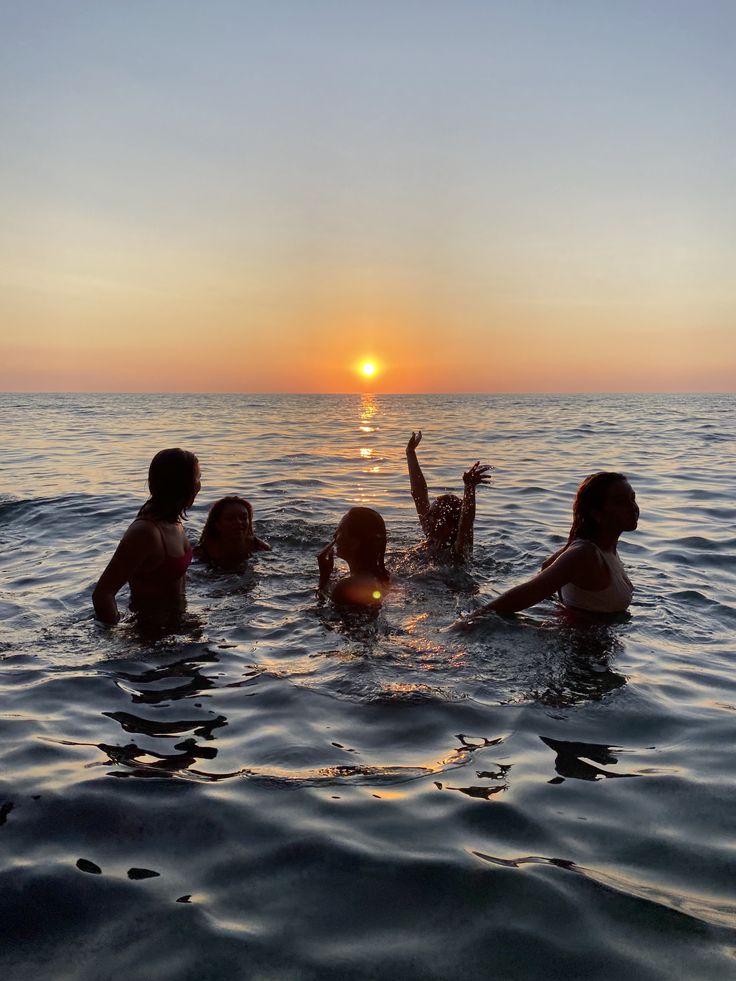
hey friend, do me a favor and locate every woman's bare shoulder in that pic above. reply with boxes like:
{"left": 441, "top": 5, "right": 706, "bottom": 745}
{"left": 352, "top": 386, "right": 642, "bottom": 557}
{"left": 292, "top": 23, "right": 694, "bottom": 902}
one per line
{"left": 561, "top": 539, "right": 602, "bottom": 569}
{"left": 121, "top": 517, "right": 161, "bottom": 546}
{"left": 333, "top": 575, "right": 387, "bottom": 608}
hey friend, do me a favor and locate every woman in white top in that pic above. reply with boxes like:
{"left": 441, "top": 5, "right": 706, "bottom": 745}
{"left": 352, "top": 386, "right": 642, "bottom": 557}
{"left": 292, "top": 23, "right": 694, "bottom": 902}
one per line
{"left": 462, "top": 472, "right": 639, "bottom": 621}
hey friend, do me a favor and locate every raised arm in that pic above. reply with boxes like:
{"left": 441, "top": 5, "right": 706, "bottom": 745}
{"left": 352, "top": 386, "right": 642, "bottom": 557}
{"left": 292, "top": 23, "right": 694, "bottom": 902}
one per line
{"left": 406, "top": 431, "right": 431, "bottom": 533}
{"left": 317, "top": 538, "right": 336, "bottom": 595}
{"left": 453, "top": 461, "right": 492, "bottom": 562}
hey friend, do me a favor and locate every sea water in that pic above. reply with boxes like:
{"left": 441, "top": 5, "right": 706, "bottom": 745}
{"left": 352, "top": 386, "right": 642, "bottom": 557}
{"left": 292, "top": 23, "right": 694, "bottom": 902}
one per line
{"left": 0, "top": 392, "right": 735, "bottom": 980}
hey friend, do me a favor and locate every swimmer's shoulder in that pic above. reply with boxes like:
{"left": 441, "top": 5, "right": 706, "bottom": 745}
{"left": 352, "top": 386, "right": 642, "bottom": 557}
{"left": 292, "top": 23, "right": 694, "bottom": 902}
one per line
{"left": 333, "top": 574, "right": 389, "bottom": 608}
{"left": 122, "top": 516, "right": 163, "bottom": 549}
{"left": 561, "top": 539, "right": 607, "bottom": 574}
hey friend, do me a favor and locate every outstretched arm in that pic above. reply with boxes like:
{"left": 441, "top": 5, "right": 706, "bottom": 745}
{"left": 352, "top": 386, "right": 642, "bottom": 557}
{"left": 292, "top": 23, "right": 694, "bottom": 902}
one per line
{"left": 453, "top": 462, "right": 492, "bottom": 562}
{"left": 406, "top": 431, "right": 431, "bottom": 534}
{"left": 462, "top": 546, "right": 589, "bottom": 621}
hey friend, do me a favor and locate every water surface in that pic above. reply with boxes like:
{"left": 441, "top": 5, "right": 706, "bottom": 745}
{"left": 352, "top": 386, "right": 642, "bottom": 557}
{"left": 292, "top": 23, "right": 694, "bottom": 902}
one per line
{"left": 1, "top": 393, "right": 735, "bottom": 979}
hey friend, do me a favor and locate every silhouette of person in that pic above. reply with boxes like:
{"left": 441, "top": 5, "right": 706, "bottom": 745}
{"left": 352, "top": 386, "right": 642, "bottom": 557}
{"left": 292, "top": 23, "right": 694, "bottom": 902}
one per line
{"left": 460, "top": 472, "right": 638, "bottom": 621}
{"left": 93, "top": 448, "right": 200, "bottom": 624}
{"left": 317, "top": 507, "right": 389, "bottom": 608}
{"left": 405, "top": 430, "right": 491, "bottom": 562}
{"left": 195, "top": 495, "right": 270, "bottom": 569}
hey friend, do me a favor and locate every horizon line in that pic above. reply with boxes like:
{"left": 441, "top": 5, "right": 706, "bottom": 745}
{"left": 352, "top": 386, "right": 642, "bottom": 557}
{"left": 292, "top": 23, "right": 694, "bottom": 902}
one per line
{"left": 0, "top": 389, "right": 733, "bottom": 397}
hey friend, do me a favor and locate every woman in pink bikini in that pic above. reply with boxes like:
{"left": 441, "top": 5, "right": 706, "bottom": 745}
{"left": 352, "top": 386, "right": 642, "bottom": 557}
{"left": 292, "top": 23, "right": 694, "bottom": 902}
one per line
{"left": 93, "top": 448, "right": 201, "bottom": 624}
{"left": 460, "top": 472, "right": 639, "bottom": 622}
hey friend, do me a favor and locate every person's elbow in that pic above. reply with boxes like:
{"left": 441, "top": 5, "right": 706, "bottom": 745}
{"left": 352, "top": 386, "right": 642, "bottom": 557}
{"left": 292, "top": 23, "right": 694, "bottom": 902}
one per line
{"left": 92, "top": 583, "right": 119, "bottom": 625}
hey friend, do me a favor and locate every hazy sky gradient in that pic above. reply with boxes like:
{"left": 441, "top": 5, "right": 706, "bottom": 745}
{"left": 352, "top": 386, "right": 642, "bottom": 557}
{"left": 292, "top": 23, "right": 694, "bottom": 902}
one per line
{"left": 1, "top": 1, "right": 734, "bottom": 391}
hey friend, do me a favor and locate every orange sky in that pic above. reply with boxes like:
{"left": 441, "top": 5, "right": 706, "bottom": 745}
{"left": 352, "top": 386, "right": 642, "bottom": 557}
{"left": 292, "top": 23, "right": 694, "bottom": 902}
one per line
{"left": 1, "top": 3, "right": 734, "bottom": 393}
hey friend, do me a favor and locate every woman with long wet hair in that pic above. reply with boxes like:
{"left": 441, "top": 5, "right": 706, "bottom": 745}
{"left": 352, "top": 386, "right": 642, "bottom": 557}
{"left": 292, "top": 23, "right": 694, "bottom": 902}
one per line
{"left": 93, "top": 448, "right": 201, "bottom": 624}
{"left": 460, "top": 472, "right": 639, "bottom": 621}
{"left": 195, "top": 495, "right": 271, "bottom": 568}
{"left": 317, "top": 506, "right": 390, "bottom": 608}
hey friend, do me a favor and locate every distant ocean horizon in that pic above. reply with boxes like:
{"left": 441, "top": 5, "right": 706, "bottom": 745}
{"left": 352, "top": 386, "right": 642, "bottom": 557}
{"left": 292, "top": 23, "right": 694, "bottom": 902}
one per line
{"left": 1, "top": 391, "right": 735, "bottom": 979}
{"left": 3, "top": 388, "right": 733, "bottom": 394}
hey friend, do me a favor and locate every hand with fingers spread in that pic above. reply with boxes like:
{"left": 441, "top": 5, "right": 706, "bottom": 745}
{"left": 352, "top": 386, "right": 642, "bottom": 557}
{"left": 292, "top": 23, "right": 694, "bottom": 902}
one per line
{"left": 463, "top": 461, "right": 492, "bottom": 489}
{"left": 453, "top": 461, "right": 493, "bottom": 561}
{"left": 406, "top": 430, "right": 423, "bottom": 454}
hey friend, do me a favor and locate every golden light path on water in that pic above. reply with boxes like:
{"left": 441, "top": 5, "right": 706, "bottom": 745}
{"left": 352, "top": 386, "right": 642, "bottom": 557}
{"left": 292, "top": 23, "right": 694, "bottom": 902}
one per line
{"left": 1, "top": 392, "right": 735, "bottom": 979}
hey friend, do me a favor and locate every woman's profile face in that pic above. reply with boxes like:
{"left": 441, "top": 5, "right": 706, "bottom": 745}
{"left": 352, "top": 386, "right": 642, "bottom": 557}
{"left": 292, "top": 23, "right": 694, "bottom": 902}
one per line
{"left": 216, "top": 502, "right": 251, "bottom": 539}
{"left": 601, "top": 479, "right": 639, "bottom": 532}
{"left": 188, "top": 461, "right": 202, "bottom": 508}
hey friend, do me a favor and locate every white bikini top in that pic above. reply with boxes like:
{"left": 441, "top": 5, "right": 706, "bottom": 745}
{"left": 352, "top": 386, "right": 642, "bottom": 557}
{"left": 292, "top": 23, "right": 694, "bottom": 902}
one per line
{"left": 560, "top": 541, "right": 633, "bottom": 613}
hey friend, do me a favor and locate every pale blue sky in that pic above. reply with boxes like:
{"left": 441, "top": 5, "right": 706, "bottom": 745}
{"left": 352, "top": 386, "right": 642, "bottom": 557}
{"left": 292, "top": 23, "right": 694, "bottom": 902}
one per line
{"left": 1, "top": 1, "right": 734, "bottom": 390}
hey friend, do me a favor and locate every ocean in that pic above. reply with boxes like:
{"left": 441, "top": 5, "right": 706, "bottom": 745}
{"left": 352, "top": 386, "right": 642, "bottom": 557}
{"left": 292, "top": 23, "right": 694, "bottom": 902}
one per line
{"left": 1, "top": 392, "right": 735, "bottom": 980}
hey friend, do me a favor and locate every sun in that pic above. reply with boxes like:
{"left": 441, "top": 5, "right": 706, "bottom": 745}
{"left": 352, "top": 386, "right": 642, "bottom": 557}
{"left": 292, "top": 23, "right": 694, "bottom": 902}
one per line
{"left": 360, "top": 361, "right": 377, "bottom": 378}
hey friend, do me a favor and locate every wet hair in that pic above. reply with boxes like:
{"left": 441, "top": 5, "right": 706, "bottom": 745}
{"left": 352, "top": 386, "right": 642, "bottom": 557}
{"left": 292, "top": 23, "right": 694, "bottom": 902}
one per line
{"left": 426, "top": 493, "right": 462, "bottom": 544}
{"left": 339, "top": 507, "right": 389, "bottom": 581}
{"left": 198, "top": 495, "right": 253, "bottom": 554}
{"left": 139, "top": 448, "right": 199, "bottom": 523}
{"left": 567, "top": 472, "right": 628, "bottom": 544}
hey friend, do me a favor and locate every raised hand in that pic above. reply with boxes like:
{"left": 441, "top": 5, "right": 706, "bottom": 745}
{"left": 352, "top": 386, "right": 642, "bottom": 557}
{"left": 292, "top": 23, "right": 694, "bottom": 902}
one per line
{"left": 462, "top": 462, "right": 492, "bottom": 489}
{"left": 406, "top": 430, "right": 423, "bottom": 453}
{"left": 317, "top": 539, "right": 336, "bottom": 583}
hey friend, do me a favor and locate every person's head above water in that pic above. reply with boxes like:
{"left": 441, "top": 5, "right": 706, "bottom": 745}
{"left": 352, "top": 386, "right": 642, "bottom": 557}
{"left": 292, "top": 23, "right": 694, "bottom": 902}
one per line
{"left": 144, "top": 448, "right": 200, "bottom": 522}
{"left": 567, "top": 472, "right": 639, "bottom": 543}
{"left": 425, "top": 493, "right": 462, "bottom": 545}
{"left": 200, "top": 496, "right": 253, "bottom": 547}
{"left": 335, "top": 506, "right": 388, "bottom": 579}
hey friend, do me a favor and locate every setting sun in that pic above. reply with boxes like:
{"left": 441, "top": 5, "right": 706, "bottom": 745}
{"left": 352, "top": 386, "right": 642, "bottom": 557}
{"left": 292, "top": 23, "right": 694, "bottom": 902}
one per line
{"left": 360, "top": 361, "right": 377, "bottom": 378}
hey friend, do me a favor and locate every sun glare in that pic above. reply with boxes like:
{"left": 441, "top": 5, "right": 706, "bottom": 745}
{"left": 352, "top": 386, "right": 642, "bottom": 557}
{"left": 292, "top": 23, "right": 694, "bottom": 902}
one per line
{"left": 360, "top": 361, "right": 377, "bottom": 378}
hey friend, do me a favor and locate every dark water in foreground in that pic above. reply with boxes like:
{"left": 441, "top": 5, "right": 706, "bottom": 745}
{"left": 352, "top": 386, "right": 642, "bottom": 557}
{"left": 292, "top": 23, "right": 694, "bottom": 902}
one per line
{"left": 1, "top": 392, "right": 735, "bottom": 980}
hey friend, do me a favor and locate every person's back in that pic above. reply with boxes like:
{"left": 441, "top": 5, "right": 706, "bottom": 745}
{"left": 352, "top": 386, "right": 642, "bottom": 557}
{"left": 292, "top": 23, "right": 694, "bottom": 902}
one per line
{"left": 317, "top": 506, "right": 389, "bottom": 609}
{"left": 128, "top": 510, "right": 193, "bottom": 610}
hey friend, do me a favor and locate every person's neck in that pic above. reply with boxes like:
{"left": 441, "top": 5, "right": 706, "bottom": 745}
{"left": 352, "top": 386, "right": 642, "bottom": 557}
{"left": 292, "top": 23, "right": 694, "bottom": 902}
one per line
{"left": 591, "top": 530, "right": 620, "bottom": 552}
{"left": 348, "top": 558, "right": 380, "bottom": 578}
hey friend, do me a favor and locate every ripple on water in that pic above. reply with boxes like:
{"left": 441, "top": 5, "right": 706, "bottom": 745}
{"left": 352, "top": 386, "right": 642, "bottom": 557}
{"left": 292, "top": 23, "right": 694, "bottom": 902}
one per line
{"left": 1, "top": 393, "right": 736, "bottom": 980}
